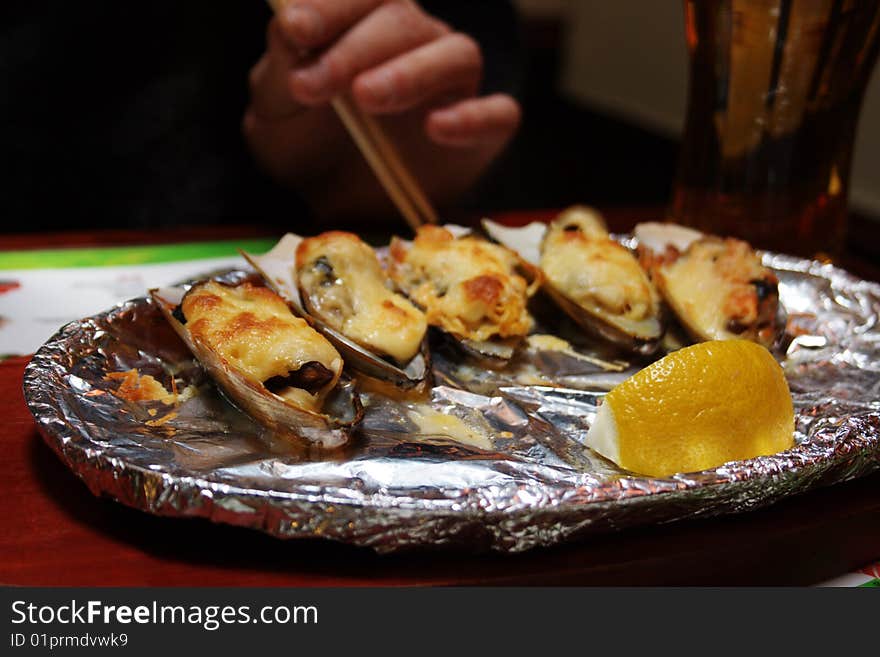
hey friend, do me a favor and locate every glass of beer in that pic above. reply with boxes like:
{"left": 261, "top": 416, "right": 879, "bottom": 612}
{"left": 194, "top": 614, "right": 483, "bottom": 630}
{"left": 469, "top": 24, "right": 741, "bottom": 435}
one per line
{"left": 669, "top": 0, "right": 880, "bottom": 257}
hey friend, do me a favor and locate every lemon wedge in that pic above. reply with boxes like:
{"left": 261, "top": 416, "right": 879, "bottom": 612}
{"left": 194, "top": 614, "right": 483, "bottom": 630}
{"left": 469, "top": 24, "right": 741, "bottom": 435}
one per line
{"left": 586, "top": 340, "right": 794, "bottom": 477}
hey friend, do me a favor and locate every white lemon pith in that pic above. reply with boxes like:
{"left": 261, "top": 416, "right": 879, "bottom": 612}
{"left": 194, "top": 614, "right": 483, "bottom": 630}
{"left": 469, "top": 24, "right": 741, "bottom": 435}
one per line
{"left": 585, "top": 340, "right": 795, "bottom": 477}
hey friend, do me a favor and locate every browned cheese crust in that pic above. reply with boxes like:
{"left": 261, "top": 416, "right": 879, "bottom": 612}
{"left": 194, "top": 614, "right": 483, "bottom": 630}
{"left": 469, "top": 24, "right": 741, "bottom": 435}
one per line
{"left": 389, "top": 225, "right": 537, "bottom": 342}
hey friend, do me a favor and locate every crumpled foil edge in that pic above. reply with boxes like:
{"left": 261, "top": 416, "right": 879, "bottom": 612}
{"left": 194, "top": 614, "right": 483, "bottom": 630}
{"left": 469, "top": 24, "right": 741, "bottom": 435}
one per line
{"left": 22, "top": 251, "right": 880, "bottom": 553}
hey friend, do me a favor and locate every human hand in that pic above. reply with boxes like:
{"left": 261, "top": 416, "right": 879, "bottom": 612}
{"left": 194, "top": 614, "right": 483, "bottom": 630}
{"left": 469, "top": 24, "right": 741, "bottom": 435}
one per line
{"left": 244, "top": 0, "right": 521, "bottom": 217}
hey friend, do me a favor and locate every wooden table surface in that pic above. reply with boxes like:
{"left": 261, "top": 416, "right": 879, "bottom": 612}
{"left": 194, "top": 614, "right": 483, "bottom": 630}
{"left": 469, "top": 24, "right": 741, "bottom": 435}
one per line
{"left": 3, "top": 208, "right": 880, "bottom": 586}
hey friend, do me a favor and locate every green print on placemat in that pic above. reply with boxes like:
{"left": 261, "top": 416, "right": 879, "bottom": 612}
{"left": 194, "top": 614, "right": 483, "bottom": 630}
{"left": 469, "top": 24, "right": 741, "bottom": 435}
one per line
{"left": 0, "top": 239, "right": 278, "bottom": 270}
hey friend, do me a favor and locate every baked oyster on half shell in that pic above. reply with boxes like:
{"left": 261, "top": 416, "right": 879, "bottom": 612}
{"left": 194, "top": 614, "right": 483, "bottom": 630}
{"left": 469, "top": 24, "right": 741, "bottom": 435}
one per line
{"left": 150, "top": 280, "right": 362, "bottom": 449}
{"left": 387, "top": 224, "right": 541, "bottom": 365}
{"left": 642, "top": 230, "right": 785, "bottom": 350}
{"left": 243, "top": 232, "right": 431, "bottom": 391}
{"left": 483, "top": 206, "right": 665, "bottom": 355}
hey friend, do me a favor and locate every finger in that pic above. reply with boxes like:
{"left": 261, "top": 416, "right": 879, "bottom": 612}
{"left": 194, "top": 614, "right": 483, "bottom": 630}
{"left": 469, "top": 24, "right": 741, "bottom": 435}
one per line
{"left": 288, "top": 1, "right": 448, "bottom": 105}
{"left": 353, "top": 32, "right": 482, "bottom": 114}
{"left": 249, "top": 19, "right": 306, "bottom": 120}
{"left": 276, "top": 0, "right": 384, "bottom": 51}
{"left": 267, "top": 16, "right": 300, "bottom": 65}
{"left": 425, "top": 94, "right": 522, "bottom": 148}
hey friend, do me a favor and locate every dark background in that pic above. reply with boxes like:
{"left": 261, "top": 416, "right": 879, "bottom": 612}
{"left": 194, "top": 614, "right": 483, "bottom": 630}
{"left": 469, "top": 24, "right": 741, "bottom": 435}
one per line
{"left": 2, "top": 0, "right": 876, "bottom": 265}
{"left": 458, "top": 15, "right": 678, "bottom": 219}
{"left": 0, "top": 1, "right": 677, "bottom": 234}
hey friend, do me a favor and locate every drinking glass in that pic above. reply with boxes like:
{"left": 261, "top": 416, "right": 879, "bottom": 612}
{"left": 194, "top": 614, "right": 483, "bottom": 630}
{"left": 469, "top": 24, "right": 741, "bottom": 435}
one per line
{"left": 669, "top": 0, "right": 880, "bottom": 257}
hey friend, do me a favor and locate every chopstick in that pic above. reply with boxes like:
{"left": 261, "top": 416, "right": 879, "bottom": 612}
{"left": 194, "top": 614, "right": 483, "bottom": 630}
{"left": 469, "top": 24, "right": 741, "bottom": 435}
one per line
{"left": 330, "top": 96, "right": 438, "bottom": 231}
{"left": 265, "top": 1, "right": 438, "bottom": 232}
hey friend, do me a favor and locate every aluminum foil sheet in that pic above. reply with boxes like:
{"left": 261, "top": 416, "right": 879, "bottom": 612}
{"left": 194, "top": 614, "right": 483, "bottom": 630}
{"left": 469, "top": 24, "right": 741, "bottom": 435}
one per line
{"left": 23, "top": 252, "right": 880, "bottom": 553}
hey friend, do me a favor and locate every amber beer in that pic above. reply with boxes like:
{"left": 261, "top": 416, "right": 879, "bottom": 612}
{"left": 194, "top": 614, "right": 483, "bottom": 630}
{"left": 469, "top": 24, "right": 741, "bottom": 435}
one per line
{"left": 670, "top": 0, "right": 880, "bottom": 257}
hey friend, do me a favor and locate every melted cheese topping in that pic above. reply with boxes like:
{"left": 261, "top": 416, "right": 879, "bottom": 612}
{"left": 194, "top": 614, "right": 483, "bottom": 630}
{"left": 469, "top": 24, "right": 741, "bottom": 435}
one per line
{"left": 656, "top": 238, "right": 779, "bottom": 344}
{"left": 389, "top": 225, "right": 535, "bottom": 342}
{"left": 182, "top": 281, "right": 342, "bottom": 410}
{"left": 407, "top": 404, "right": 491, "bottom": 449}
{"left": 296, "top": 231, "right": 426, "bottom": 365}
{"left": 526, "top": 333, "right": 573, "bottom": 352}
{"left": 541, "top": 214, "right": 659, "bottom": 320}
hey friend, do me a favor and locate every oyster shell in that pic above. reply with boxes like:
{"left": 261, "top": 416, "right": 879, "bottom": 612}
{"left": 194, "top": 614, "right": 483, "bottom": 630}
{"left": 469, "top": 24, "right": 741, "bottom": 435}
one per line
{"left": 243, "top": 233, "right": 431, "bottom": 391}
{"left": 636, "top": 224, "right": 785, "bottom": 349}
{"left": 633, "top": 221, "right": 703, "bottom": 254}
{"left": 150, "top": 281, "right": 362, "bottom": 449}
{"left": 387, "top": 224, "right": 540, "bottom": 365}
{"left": 483, "top": 206, "right": 665, "bottom": 355}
